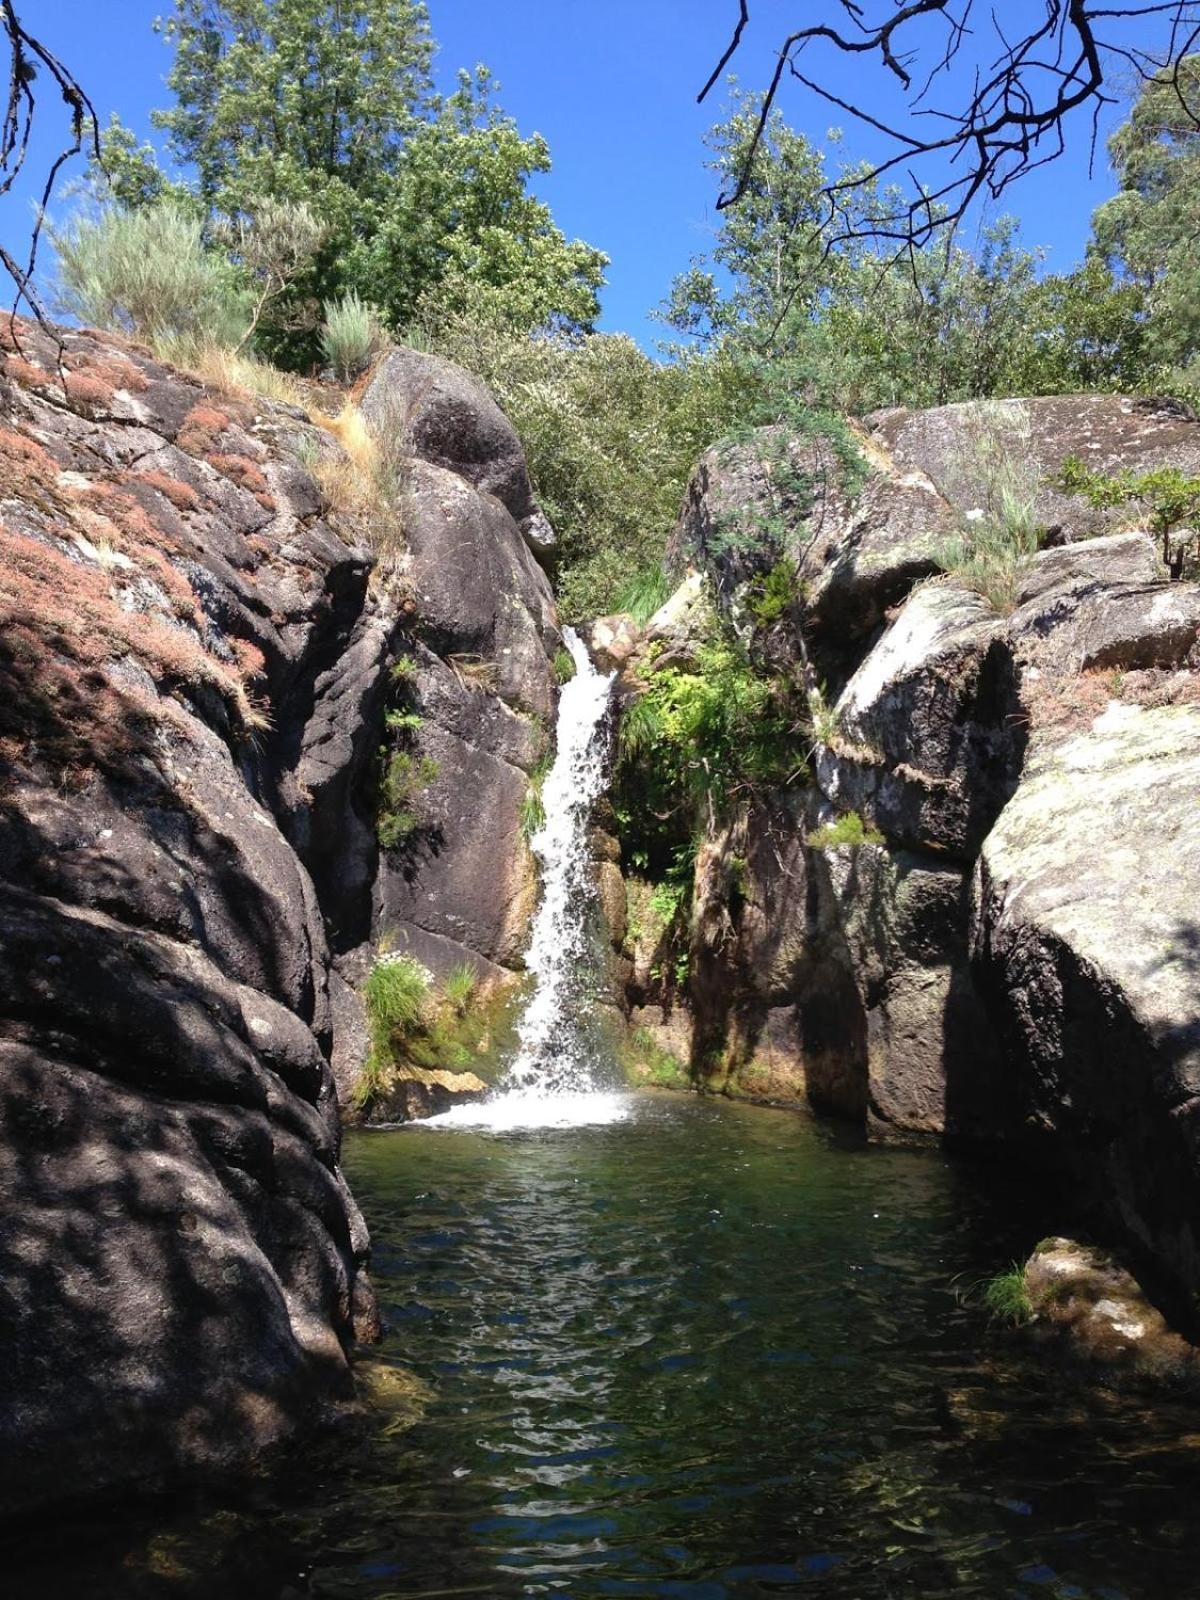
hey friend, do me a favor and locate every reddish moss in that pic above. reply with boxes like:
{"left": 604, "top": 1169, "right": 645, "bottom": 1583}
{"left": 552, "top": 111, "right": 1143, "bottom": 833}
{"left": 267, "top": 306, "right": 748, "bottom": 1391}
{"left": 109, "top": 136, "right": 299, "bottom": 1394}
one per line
{"left": 208, "top": 453, "right": 269, "bottom": 495}
{"left": 0, "top": 428, "right": 54, "bottom": 473}
{"left": 62, "top": 371, "right": 115, "bottom": 412}
{"left": 4, "top": 354, "right": 50, "bottom": 390}
{"left": 136, "top": 471, "right": 201, "bottom": 512}
{"left": 231, "top": 637, "right": 266, "bottom": 680}
{"left": 177, "top": 404, "right": 231, "bottom": 456}
{"left": 70, "top": 352, "right": 150, "bottom": 394}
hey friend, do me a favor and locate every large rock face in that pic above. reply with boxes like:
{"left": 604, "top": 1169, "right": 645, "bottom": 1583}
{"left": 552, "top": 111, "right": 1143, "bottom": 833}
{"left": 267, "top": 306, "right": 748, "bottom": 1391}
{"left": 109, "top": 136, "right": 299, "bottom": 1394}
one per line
{"left": 628, "top": 391, "right": 1200, "bottom": 1310}
{"left": 974, "top": 703, "right": 1200, "bottom": 1321}
{"left": 0, "top": 321, "right": 557, "bottom": 1509}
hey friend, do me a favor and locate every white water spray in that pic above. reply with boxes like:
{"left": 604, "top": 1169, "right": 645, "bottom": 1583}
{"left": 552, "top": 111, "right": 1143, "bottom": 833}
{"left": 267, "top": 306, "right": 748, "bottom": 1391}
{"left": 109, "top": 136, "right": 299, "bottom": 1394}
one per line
{"left": 424, "top": 627, "right": 630, "bottom": 1130}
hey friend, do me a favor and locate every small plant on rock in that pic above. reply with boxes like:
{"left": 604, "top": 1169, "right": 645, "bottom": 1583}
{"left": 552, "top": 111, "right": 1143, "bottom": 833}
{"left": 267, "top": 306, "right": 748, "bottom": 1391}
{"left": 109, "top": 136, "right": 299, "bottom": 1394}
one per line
{"left": 982, "top": 1264, "right": 1034, "bottom": 1326}
{"left": 377, "top": 750, "right": 438, "bottom": 849}
{"left": 935, "top": 400, "right": 1044, "bottom": 613}
{"left": 806, "top": 811, "right": 884, "bottom": 850}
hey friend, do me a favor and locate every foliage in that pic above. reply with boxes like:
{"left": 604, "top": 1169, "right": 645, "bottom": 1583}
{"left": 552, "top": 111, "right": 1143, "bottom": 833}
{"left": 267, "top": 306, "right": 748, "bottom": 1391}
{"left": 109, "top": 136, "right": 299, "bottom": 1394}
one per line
{"left": 620, "top": 1026, "right": 689, "bottom": 1090}
{"left": 377, "top": 749, "right": 438, "bottom": 849}
{"left": 217, "top": 196, "right": 326, "bottom": 353}
{"left": 982, "top": 1265, "right": 1034, "bottom": 1327}
{"left": 520, "top": 755, "right": 552, "bottom": 841}
{"left": 806, "top": 811, "right": 884, "bottom": 850}
{"left": 1059, "top": 457, "right": 1200, "bottom": 578}
{"left": 552, "top": 648, "right": 575, "bottom": 685}
{"left": 356, "top": 952, "right": 511, "bottom": 1111}
{"left": 50, "top": 202, "right": 250, "bottom": 356}
{"left": 708, "top": 398, "right": 868, "bottom": 583}
{"left": 933, "top": 401, "right": 1044, "bottom": 613}
{"left": 321, "top": 290, "right": 386, "bottom": 380}
{"left": 96, "top": 5, "right": 607, "bottom": 363}
{"left": 614, "top": 625, "right": 801, "bottom": 876}
{"left": 364, "top": 955, "right": 429, "bottom": 1039}
{"left": 613, "top": 566, "right": 670, "bottom": 625}
{"left": 663, "top": 90, "right": 1150, "bottom": 414}
{"left": 1093, "top": 55, "right": 1200, "bottom": 392}
{"left": 443, "top": 963, "right": 477, "bottom": 1016}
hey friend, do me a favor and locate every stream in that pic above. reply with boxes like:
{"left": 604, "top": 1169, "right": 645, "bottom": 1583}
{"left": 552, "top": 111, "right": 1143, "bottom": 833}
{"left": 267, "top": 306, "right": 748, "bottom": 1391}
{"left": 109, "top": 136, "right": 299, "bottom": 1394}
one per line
{"left": 11, "top": 1095, "right": 1200, "bottom": 1598}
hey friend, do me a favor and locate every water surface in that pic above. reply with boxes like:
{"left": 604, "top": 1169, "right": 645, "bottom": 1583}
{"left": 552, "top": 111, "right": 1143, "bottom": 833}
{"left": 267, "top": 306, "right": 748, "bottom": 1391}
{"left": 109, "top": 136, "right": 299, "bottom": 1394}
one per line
{"left": 10, "top": 1093, "right": 1200, "bottom": 1598}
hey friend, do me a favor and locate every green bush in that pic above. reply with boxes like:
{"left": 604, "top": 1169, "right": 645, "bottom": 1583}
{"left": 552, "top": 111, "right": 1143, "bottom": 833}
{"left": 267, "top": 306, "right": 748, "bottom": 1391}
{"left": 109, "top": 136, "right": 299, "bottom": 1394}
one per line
{"left": 354, "top": 950, "right": 518, "bottom": 1113}
{"left": 364, "top": 956, "right": 429, "bottom": 1038}
{"left": 51, "top": 203, "right": 251, "bottom": 356}
{"left": 322, "top": 290, "right": 386, "bottom": 380}
{"left": 613, "top": 566, "right": 671, "bottom": 624}
{"left": 806, "top": 811, "right": 884, "bottom": 850}
{"left": 1059, "top": 457, "right": 1200, "bottom": 577}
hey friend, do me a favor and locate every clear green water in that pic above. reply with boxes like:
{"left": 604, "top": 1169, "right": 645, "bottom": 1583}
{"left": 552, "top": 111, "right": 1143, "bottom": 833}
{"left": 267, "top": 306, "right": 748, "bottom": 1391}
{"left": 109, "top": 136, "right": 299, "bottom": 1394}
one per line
{"left": 9, "top": 1094, "right": 1200, "bottom": 1598}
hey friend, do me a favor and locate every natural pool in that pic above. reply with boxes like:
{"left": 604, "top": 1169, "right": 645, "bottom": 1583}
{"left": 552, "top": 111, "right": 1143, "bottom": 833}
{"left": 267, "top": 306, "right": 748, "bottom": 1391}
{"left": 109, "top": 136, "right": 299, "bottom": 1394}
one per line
{"left": 9, "top": 1093, "right": 1200, "bottom": 1598}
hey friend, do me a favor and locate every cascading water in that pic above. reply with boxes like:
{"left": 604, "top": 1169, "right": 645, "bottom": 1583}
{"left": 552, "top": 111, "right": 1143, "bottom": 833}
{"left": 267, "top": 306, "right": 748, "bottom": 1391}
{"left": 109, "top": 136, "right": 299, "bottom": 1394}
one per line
{"left": 424, "top": 627, "right": 629, "bottom": 1130}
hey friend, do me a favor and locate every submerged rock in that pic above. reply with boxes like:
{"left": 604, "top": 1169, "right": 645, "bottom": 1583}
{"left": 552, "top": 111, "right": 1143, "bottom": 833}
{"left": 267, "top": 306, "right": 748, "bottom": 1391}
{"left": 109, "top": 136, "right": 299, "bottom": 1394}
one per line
{"left": 1025, "top": 1238, "right": 1200, "bottom": 1388}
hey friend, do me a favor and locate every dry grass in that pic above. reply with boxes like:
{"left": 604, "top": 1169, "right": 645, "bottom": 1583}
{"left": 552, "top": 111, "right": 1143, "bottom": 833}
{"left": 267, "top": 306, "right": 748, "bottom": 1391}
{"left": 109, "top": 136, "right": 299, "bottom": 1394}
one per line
{"left": 190, "top": 344, "right": 311, "bottom": 410}
{"left": 449, "top": 655, "right": 499, "bottom": 691}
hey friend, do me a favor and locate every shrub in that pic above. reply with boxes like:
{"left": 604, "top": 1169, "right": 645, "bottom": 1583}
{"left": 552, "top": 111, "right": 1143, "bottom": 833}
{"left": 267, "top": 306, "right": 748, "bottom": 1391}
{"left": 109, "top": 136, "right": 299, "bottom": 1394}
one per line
{"left": 321, "top": 291, "right": 386, "bottom": 381}
{"left": 51, "top": 203, "right": 251, "bottom": 357}
{"left": 806, "top": 811, "right": 884, "bottom": 850}
{"left": 934, "top": 400, "right": 1044, "bottom": 612}
{"left": 1059, "top": 457, "right": 1200, "bottom": 579}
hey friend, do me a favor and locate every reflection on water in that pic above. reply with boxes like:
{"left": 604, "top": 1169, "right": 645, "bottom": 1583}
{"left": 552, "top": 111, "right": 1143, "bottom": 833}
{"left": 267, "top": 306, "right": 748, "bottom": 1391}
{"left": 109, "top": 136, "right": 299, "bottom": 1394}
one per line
{"left": 7, "top": 1094, "right": 1200, "bottom": 1599}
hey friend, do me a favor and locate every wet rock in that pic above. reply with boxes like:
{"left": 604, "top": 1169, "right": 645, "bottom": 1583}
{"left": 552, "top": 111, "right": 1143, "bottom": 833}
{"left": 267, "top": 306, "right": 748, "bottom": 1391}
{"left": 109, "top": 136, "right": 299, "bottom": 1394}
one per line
{"left": 1025, "top": 1238, "right": 1200, "bottom": 1388}
{"left": 584, "top": 613, "right": 641, "bottom": 674}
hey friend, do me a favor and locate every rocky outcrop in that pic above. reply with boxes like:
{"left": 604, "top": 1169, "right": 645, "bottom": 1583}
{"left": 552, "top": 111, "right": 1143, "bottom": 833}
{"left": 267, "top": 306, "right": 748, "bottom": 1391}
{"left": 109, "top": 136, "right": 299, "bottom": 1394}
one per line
{"left": 974, "top": 702, "right": 1200, "bottom": 1320}
{"left": 622, "top": 390, "right": 1200, "bottom": 1317}
{"left": 362, "top": 346, "right": 557, "bottom": 556}
{"left": 0, "top": 319, "right": 557, "bottom": 1509}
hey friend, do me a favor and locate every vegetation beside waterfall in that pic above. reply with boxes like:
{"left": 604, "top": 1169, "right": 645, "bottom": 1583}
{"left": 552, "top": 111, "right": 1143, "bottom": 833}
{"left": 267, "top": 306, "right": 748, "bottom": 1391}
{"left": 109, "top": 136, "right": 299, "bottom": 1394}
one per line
{"left": 39, "top": 0, "right": 1200, "bottom": 622}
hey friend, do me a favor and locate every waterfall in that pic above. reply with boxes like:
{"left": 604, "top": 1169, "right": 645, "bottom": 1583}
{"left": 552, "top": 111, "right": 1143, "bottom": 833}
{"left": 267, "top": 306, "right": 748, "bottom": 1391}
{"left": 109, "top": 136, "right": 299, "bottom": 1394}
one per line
{"left": 424, "top": 627, "right": 630, "bottom": 1130}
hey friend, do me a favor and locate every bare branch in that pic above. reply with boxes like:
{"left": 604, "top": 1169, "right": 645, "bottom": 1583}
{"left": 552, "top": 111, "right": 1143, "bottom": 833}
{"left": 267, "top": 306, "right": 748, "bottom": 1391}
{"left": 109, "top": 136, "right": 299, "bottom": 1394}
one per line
{"left": 0, "top": 1, "right": 100, "bottom": 338}
{"left": 700, "top": 2, "right": 1200, "bottom": 248}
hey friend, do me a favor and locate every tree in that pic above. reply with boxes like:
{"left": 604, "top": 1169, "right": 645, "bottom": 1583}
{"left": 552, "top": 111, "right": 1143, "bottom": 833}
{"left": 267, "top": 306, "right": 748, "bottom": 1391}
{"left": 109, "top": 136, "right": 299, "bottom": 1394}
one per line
{"left": 663, "top": 95, "right": 1146, "bottom": 412}
{"left": 1092, "top": 54, "right": 1200, "bottom": 383}
{"left": 97, "top": 3, "right": 606, "bottom": 361}
{"left": 702, "top": 3, "right": 1200, "bottom": 257}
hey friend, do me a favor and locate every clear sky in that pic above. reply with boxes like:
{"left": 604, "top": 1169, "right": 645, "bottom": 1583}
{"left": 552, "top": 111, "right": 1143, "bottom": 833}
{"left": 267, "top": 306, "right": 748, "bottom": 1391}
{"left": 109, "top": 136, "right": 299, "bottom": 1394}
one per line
{"left": 4, "top": 1, "right": 1159, "bottom": 350}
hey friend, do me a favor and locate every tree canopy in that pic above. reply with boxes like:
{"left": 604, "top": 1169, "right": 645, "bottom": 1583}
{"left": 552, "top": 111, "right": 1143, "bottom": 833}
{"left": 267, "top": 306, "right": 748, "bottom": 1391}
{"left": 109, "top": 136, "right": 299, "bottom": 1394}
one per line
{"left": 96, "top": 0, "right": 607, "bottom": 360}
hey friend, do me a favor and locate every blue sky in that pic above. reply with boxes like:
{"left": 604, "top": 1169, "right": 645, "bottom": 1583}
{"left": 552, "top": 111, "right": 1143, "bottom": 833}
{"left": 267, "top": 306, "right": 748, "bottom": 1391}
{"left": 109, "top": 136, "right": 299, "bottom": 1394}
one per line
{"left": 4, "top": 1, "right": 1158, "bottom": 349}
